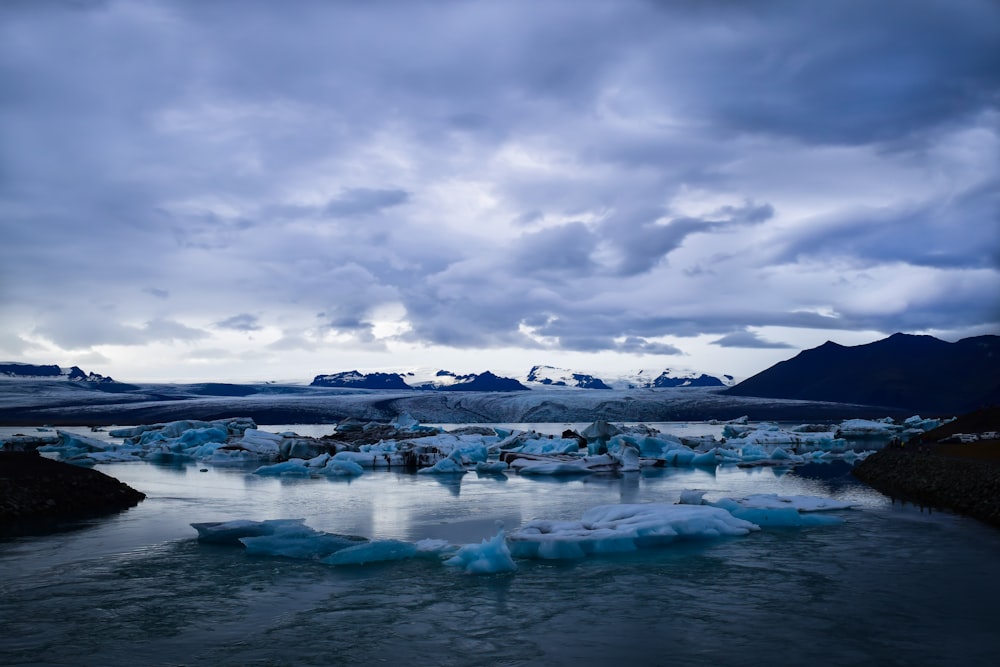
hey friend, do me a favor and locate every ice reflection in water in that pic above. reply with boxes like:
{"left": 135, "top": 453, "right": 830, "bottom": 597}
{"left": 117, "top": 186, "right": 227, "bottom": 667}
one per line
{"left": 2, "top": 454, "right": 999, "bottom": 666}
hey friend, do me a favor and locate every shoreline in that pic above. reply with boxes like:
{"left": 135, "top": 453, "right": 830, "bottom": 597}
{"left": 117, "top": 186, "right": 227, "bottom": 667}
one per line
{"left": 852, "top": 448, "right": 1000, "bottom": 528}
{"left": 0, "top": 452, "right": 146, "bottom": 526}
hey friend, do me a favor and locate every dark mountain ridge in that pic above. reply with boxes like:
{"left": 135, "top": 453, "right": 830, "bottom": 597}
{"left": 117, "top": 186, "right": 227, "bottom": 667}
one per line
{"left": 726, "top": 333, "right": 1000, "bottom": 414}
{"left": 311, "top": 369, "right": 528, "bottom": 392}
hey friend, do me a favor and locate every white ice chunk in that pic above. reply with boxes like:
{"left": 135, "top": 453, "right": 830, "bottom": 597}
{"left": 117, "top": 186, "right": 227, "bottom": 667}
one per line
{"left": 510, "top": 458, "right": 594, "bottom": 476}
{"left": 235, "top": 429, "right": 283, "bottom": 455}
{"left": 332, "top": 450, "right": 398, "bottom": 468}
{"left": 719, "top": 493, "right": 856, "bottom": 512}
{"left": 508, "top": 504, "right": 758, "bottom": 560}
{"left": 680, "top": 492, "right": 855, "bottom": 527}
{"left": 678, "top": 489, "right": 708, "bottom": 505}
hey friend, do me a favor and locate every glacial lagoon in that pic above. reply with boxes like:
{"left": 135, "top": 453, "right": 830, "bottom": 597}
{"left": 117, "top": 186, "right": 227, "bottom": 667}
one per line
{"left": 2, "top": 423, "right": 999, "bottom": 666}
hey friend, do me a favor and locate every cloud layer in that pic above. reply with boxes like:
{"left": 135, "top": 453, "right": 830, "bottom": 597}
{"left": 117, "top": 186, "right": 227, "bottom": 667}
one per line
{"left": 1, "top": 0, "right": 998, "bottom": 381}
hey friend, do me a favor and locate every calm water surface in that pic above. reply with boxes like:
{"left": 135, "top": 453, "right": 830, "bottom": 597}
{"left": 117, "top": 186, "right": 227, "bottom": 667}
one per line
{"left": 2, "top": 425, "right": 999, "bottom": 666}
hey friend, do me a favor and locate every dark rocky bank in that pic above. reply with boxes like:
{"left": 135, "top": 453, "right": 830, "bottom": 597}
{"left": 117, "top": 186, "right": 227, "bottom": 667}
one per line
{"left": 0, "top": 452, "right": 146, "bottom": 524}
{"left": 852, "top": 449, "right": 1000, "bottom": 528}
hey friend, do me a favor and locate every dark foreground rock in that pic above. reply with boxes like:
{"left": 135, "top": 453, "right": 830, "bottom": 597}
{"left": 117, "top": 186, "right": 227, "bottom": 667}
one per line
{"left": 852, "top": 449, "right": 1000, "bottom": 527}
{"left": 0, "top": 452, "right": 145, "bottom": 523}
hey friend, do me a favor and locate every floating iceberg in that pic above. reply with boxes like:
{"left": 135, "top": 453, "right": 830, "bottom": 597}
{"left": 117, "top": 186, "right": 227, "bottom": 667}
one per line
{"left": 678, "top": 491, "right": 856, "bottom": 527}
{"left": 444, "top": 526, "right": 517, "bottom": 574}
{"left": 191, "top": 518, "right": 311, "bottom": 545}
{"left": 507, "top": 504, "right": 758, "bottom": 560}
{"left": 323, "top": 540, "right": 419, "bottom": 566}
{"left": 417, "top": 449, "right": 467, "bottom": 474}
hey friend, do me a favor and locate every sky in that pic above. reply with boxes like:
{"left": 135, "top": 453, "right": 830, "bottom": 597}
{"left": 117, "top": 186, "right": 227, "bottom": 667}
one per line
{"left": 1, "top": 0, "right": 998, "bottom": 384}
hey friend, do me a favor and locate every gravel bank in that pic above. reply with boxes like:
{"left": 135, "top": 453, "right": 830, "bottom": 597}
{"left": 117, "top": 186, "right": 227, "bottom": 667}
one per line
{"left": 852, "top": 448, "right": 1000, "bottom": 527}
{"left": 0, "top": 452, "right": 146, "bottom": 524}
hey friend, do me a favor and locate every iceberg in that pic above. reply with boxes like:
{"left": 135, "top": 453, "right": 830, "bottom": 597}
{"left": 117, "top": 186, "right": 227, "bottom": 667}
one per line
{"left": 417, "top": 449, "right": 467, "bottom": 474}
{"left": 191, "top": 518, "right": 310, "bottom": 545}
{"left": 678, "top": 491, "right": 855, "bottom": 527}
{"left": 444, "top": 526, "right": 517, "bottom": 574}
{"left": 507, "top": 504, "right": 758, "bottom": 560}
{"left": 475, "top": 460, "right": 509, "bottom": 474}
{"left": 320, "top": 458, "right": 365, "bottom": 477}
{"left": 240, "top": 523, "right": 369, "bottom": 560}
{"left": 323, "top": 540, "right": 418, "bottom": 566}
{"left": 253, "top": 459, "right": 312, "bottom": 476}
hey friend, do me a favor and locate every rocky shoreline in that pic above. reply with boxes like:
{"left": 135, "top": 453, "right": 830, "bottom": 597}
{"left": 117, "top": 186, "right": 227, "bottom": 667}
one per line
{"left": 0, "top": 452, "right": 145, "bottom": 525}
{"left": 852, "top": 449, "right": 1000, "bottom": 528}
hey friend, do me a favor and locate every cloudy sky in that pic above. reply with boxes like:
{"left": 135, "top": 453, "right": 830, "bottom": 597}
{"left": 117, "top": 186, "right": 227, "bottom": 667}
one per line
{"left": 1, "top": 0, "right": 998, "bottom": 383}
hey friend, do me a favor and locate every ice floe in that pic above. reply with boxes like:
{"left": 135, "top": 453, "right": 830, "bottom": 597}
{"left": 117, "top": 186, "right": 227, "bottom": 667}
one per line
{"left": 190, "top": 487, "right": 858, "bottom": 574}
{"left": 678, "top": 491, "right": 856, "bottom": 527}
{"left": 507, "top": 504, "right": 758, "bottom": 559}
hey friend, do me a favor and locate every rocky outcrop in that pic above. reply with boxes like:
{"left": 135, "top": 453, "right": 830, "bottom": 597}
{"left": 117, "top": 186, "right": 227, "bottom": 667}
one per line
{"left": 852, "top": 449, "right": 1000, "bottom": 527}
{"left": 0, "top": 453, "right": 146, "bottom": 523}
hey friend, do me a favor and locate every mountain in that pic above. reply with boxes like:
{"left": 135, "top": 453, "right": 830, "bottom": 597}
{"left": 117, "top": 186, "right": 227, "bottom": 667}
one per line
{"left": 310, "top": 369, "right": 529, "bottom": 392}
{"left": 310, "top": 371, "right": 411, "bottom": 390}
{"left": 725, "top": 333, "right": 1000, "bottom": 413}
{"left": 434, "top": 370, "right": 528, "bottom": 392}
{"left": 608, "top": 369, "right": 735, "bottom": 390}
{"left": 0, "top": 362, "right": 117, "bottom": 383}
{"left": 525, "top": 365, "right": 612, "bottom": 389}
{"left": 521, "top": 365, "right": 734, "bottom": 390}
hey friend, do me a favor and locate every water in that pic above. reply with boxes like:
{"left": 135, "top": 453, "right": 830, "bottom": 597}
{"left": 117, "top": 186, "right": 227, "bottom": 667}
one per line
{"left": 2, "top": 427, "right": 1000, "bottom": 666}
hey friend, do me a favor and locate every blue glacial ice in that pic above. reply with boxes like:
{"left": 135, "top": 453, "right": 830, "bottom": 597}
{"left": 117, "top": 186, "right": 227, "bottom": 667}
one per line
{"left": 19, "top": 413, "right": 948, "bottom": 475}
{"left": 191, "top": 518, "right": 311, "bottom": 545}
{"left": 443, "top": 526, "right": 518, "bottom": 574}
{"left": 191, "top": 487, "right": 857, "bottom": 573}
{"left": 507, "top": 504, "right": 759, "bottom": 559}
{"left": 678, "top": 490, "right": 856, "bottom": 527}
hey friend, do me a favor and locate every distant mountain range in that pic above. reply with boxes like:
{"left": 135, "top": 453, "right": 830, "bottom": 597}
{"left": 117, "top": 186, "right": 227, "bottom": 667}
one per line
{"left": 21, "top": 332, "right": 998, "bottom": 415}
{"left": 311, "top": 369, "right": 530, "bottom": 391}
{"left": 0, "top": 363, "right": 116, "bottom": 384}
{"left": 725, "top": 333, "right": 1000, "bottom": 414}
{"left": 310, "top": 366, "right": 736, "bottom": 392}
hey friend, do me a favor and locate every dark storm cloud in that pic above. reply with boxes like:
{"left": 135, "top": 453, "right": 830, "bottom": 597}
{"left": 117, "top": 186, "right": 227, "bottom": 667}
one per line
{"left": 509, "top": 222, "right": 600, "bottom": 277}
{"left": 775, "top": 182, "right": 1000, "bottom": 270}
{"left": 644, "top": 0, "right": 1000, "bottom": 145}
{"left": 0, "top": 0, "right": 997, "bottom": 376}
{"left": 33, "top": 317, "right": 207, "bottom": 350}
{"left": 618, "top": 337, "right": 685, "bottom": 356}
{"left": 711, "top": 331, "right": 795, "bottom": 349}
{"left": 324, "top": 188, "right": 410, "bottom": 218}
{"left": 215, "top": 314, "right": 262, "bottom": 332}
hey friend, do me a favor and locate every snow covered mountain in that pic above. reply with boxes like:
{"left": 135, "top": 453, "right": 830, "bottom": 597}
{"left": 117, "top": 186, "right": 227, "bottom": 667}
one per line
{"left": 310, "top": 366, "right": 734, "bottom": 391}
{"left": 311, "top": 369, "right": 529, "bottom": 392}
{"left": 310, "top": 370, "right": 411, "bottom": 390}
{"left": 610, "top": 369, "right": 736, "bottom": 389}
{"left": 524, "top": 365, "right": 612, "bottom": 389}
{"left": 522, "top": 365, "right": 735, "bottom": 390}
{"left": 0, "top": 362, "right": 116, "bottom": 384}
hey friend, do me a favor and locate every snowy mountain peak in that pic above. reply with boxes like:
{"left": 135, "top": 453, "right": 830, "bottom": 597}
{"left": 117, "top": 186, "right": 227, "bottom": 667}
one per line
{"left": 525, "top": 365, "right": 612, "bottom": 389}
{"left": 523, "top": 365, "right": 735, "bottom": 390}
{"left": 0, "top": 362, "right": 116, "bottom": 383}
